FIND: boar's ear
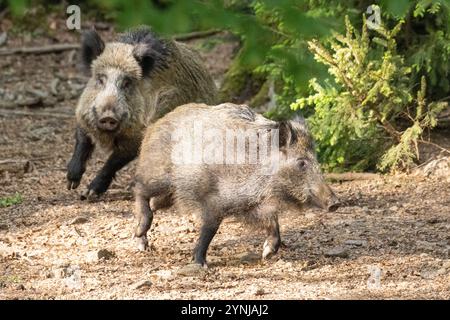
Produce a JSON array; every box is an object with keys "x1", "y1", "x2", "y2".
[
  {"x1": 132, "y1": 44, "x2": 160, "y2": 77},
  {"x1": 279, "y1": 121, "x2": 297, "y2": 148},
  {"x1": 80, "y1": 30, "x2": 105, "y2": 72},
  {"x1": 290, "y1": 116, "x2": 315, "y2": 150}
]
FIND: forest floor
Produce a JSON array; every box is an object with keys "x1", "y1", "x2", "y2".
[{"x1": 0, "y1": 14, "x2": 449, "y2": 300}]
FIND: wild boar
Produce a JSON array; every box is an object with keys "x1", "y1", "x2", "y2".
[
  {"x1": 66, "y1": 26, "x2": 217, "y2": 200},
  {"x1": 133, "y1": 103, "x2": 340, "y2": 267}
]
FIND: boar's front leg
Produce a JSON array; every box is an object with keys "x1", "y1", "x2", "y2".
[
  {"x1": 81, "y1": 144, "x2": 138, "y2": 200},
  {"x1": 67, "y1": 127, "x2": 94, "y2": 190},
  {"x1": 256, "y1": 202, "x2": 281, "y2": 260},
  {"x1": 262, "y1": 218, "x2": 281, "y2": 260},
  {"x1": 193, "y1": 215, "x2": 222, "y2": 267}
]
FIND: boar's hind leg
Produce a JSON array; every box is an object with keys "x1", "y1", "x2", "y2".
[
  {"x1": 134, "y1": 185, "x2": 153, "y2": 251},
  {"x1": 262, "y1": 218, "x2": 281, "y2": 260},
  {"x1": 81, "y1": 147, "x2": 137, "y2": 200},
  {"x1": 193, "y1": 216, "x2": 222, "y2": 267},
  {"x1": 67, "y1": 127, "x2": 94, "y2": 190},
  {"x1": 134, "y1": 180, "x2": 169, "y2": 251}
]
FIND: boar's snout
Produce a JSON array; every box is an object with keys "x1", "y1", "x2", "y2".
[
  {"x1": 97, "y1": 115, "x2": 119, "y2": 131},
  {"x1": 327, "y1": 197, "x2": 340, "y2": 212},
  {"x1": 311, "y1": 182, "x2": 340, "y2": 212}
]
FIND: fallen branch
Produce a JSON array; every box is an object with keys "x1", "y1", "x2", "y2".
[
  {"x1": 0, "y1": 157, "x2": 52, "y2": 165},
  {"x1": 0, "y1": 43, "x2": 80, "y2": 56},
  {"x1": 325, "y1": 172, "x2": 381, "y2": 181},
  {"x1": 419, "y1": 139, "x2": 450, "y2": 155},
  {"x1": 0, "y1": 108, "x2": 74, "y2": 119},
  {"x1": 0, "y1": 157, "x2": 53, "y2": 173},
  {"x1": 0, "y1": 29, "x2": 223, "y2": 57}
]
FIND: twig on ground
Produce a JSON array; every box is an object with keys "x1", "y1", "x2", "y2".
[
  {"x1": 0, "y1": 108, "x2": 74, "y2": 119},
  {"x1": 419, "y1": 139, "x2": 450, "y2": 155},
  {"x1": 325, "y1": 172, "x2": 381, "y2": 181},
  {"x1": 0, "y1": 157, "x2": 53, "y2": 165},
  {"x1": 0, "y1": 43, "x2": 80, "y2": 56},
  {"x1": 0, "y1": 29, "x2": 223, "y2": 56}
]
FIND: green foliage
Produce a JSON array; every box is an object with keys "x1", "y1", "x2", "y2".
[
  {"x1": 0, "y1": 193, "x2": 23, "y2": 208},
  {"x1": 406, "y1": 0, "x2": 450, "y2": 100},
  {"x1": 4, "y1": 0, "x2": 449, "y2": 171},
  {"x1": 292, "y1": 17, "x2": 447, "y2": 172},
  {"x1": 6, "y1": 0, "x2": 29, "y2": 16}
]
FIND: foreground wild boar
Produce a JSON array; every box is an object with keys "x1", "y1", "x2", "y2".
[
  {"x1": 134, "y1": 103, "x2": 340, "y2": 267},
  {"x1": 66, "y1": 27, "x2": 217, "y2": 200}
]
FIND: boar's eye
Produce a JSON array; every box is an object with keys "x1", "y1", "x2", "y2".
[
  {"x1": 297, "y1": 158, "x2": 307, "y2": 169},
  {"x1": 96, "y1": 74, "x2": 106, "y2": 87},
  {"x1": 121, "y1": 77, "x2": 132, "y2": 90}
]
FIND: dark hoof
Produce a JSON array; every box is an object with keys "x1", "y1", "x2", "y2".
[
  {"x1": 67, "y1": 179, "x2": 81, "y2": 190},
  {"x1": 80, "y1": 188, "x2": 102, "y2": 201},
  {"x1": 135, "y1": 236, "x2": 149, "y2": 251}
]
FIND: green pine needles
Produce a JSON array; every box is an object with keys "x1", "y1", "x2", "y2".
[{"x1": 292, "y1": 16, "x2": 448, "y2": 172}]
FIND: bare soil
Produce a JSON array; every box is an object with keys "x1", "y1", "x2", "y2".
[{"x1": 0, "y1": 16, "x2": 449, "y2": 300}]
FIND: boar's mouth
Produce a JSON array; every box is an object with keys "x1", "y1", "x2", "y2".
[{"x1": 310, "y1": 194, "x2": 340, "y2": 212}]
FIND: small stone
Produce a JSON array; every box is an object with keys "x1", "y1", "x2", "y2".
[
  {"x1": 300, "y1": 260, "x2": 317, "y2": 271},
  {"x1": 176, "y1": 263, "x2": 206, "y2": 277},
  {"x1": 427, "y1": 218, "x2": 441, "y2": 224},
  {"x1": 70, "y1": 216, "x2": 89, "y2": 225},
  {"x1": 324, "y1": 247, "x2": 349, "y2": 258},
  {"x1": 421, "y1": 269, "x2": 438, "y2": 280},
  {"x1": 50, "y1": 78, "x2": 60, "y2": 96},
  {"x1": 254, "y1": 288, "x2": 266, "y2": 296},
  {"x1": 51, "y1": 268, "x2": 65, "y2": 279},
  {"x1": 0, "y1": 224, "x2": 8, "y2": 231},
  {"x1": 442, "y1": 260, "x2": 450, "y2": 270},
  {"x1": 238, "y1": 252, "x2": 260, "y2": 264},
  {"x1": 97, "y1": 249, "x2": 115, "y2": 260},
  {"x1": 344, "y1": 239, "x2": 367, "y2": 247},
  {"x1": 362, "y1": 206, "x2": 370, "y2": 214},
  {"x1": 15, "y1": 284, "x2": 25, "y2": 291},
  {"x1": 389, "y1": 206, "x2": 399, "y2": 212},
  {"x1": 437, "y1": 268, "x2": 447, "y2": 276},
  {"x1": 151, "y1": 270, "x2": 173, "y2": 280},
  {"x1": 131, "y1": 280, "x2": 152, "y2": 290},
  {"x1": 388, "y1": 240, "x2": 398, "y2": 247}
]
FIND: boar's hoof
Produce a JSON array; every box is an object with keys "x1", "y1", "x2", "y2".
[
  {"x1": 262, "y1": 240, "x2": 278, "y2": 260},
  {"x1": 80, "y1": 188, "x2": 101, "y2": 201},
  {"x1": 67, "y1": 179, "x2": 81, "y2": 190},
  {"x1": 135, "y1": 236, "x2": 149, "y2": 251}
]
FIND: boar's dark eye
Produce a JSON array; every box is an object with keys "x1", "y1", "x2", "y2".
[
  {"x1": 297, "y1": 158, "x2": 307, "y2": 169},
  {"x1": 96, "y1": 74, "x2": 106, "y2": 86},
  {"x1": 121, "y1": 77, "x2": 132, "y2": 90}
]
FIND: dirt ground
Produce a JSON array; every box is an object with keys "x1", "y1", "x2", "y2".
[{"x1": 0, "y1": 16, "x2": 449, "y2": 300}]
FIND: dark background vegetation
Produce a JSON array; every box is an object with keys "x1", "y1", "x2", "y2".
[{"x1": 2, "y1": 0, "x2": 450, "y2": 172}]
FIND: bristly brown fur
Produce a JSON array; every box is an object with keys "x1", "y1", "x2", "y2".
[
  {"x1": 67, "y1": 27, "x2": 217, "y2": 200},
  {"x1": 75, "y1": 27, "x2": 217, "y2": 152},
  {"x1": 133, "y1": 103, "x2": 339, "y2": 265}
]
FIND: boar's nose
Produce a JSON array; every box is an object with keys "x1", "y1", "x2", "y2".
[
  {"x1": 98, "y1": 116, "x2": 119, "y2": 131},
  {"x1": 327, "y1": 199, "x2": 340, "y2": 212}
]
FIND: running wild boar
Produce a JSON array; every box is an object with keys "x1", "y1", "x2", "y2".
[
  {"x1": 66, "y1": 26, "x2": 217, "y2": 200},
  {"x1": 133, "y1": 103, "x2": 340, "y2": 266}
]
